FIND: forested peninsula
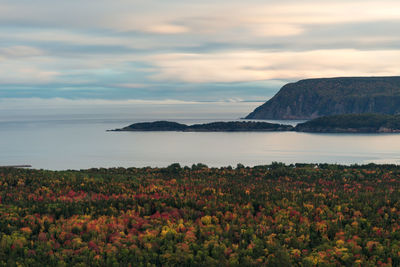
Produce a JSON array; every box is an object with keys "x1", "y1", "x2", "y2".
[
  {"x1": 110, "y1": 121, "x2": 294, "y2": 132},
  {"x1": 295, "y1": 114, "x2": 400, "y2": 133},
  {"x1": 111, "y1": 114, "x2": 400, "y2": 133}
]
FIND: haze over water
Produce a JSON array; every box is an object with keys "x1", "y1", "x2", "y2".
[{"x1": 1, "y1": 102, "x2": 400, "y2": 170}]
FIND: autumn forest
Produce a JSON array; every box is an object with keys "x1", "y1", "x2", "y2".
[{"x1": 1, "y1": 163, "x2": 399, "y2": 266}]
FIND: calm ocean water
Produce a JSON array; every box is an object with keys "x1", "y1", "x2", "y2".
[
  {"x1": 1, "y1": 103, "x2": 400, "y2": 170},
  {"x1": 1, "y1": 117, "x2": 400, "y2": 170}
]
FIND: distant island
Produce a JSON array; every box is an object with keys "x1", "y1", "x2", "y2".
[
  {"x1": 110, "y1": 120, "x2": 294, "y2": 132},
  {"x1": 246, "y1": 76, "x2": 400, "y2": 120},
  {"x1": 112, "y1": 114, "x2": 400, "y2": 133},
  {"x1": 295, "y1": 113, "x2": 400, "y2": 133}
]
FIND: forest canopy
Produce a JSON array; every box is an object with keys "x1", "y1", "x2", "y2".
[{"x1": 1, "y1": 164, "x2": 400, "y2": 266}]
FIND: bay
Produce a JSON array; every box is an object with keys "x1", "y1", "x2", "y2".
[{"x1": 1, "y1": 115, "x2": 400, "y2": 170}]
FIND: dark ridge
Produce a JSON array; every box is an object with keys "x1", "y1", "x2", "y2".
[
  {"x1": 295, "y1": 113, "x2": 400, "y2": 133},
  {"x1": 110, "y1": 120, "x2": 294, "y2": 132},
  {"x1": 246, "y1": 76, "x2": 400, "y2": 120}
]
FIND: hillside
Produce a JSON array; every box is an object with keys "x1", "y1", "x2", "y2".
[
  {"x1": 111, "y1": 120, "x2": 294, "y2": 132},
  {"x1": 245, "y1": 76, "x2": 400, "y2": 120},
  {"x1": 1, "y1": 164, "x2": 400, "y2": 265},
  {"x1": 295, "y1": 113, "x2": 400, "y2": 133}
]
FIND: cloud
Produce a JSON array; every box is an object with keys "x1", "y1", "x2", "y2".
[
  {"x1": 0, "y1": 46, "x2": 43, "y2": 58},
  {"x1": 0, "y1": 63, "x2": 59, "y2": 84},
  {"x1": 0, "y1": 47, "x2": 61, "y2": 84},
  {"x1": 148, "y1": 49, "x2": 400, "y2": 83},
  {"x1": 112, "y1": 83, "x2": 149, "y2": 89},
  {"x1": 1, "y1": 0, "x2": 400, "y2": 100},
  {"x1": 2, "y1": 1, "x2": 400, "y2": 35},
  {"x1": 144, "y1": 24, "x2": 190, "y2": 34},
  {"x1": 250, "y1": 24, "x2": 304, "y2": 37},
  {"x1": 243, "y1": 1, "x2": 400, "y2": 25}
]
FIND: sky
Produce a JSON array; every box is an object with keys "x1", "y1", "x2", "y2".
[{"x1": 1, "y1": 0, "x2": 400, "y2": 105}]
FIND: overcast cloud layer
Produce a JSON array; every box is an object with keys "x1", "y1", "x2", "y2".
[{"x1": 1, "y1": 0, "x2": 400, "y2": 101}]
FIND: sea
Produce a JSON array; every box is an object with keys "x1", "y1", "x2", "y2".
[{"x1": 1, "y1": 101, "x2": 400, "y2": 170}]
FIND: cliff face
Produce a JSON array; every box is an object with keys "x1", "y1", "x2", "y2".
[{"x1": 245, "y1": 77, "x2": 400, "y2": 120}]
